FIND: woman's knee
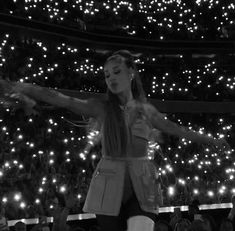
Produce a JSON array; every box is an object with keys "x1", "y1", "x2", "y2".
[{"x1": 127, "y1": 215, "x2": 155, "y2": 231}]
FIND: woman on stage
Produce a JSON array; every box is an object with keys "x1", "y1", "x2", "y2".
[{"x1": 0, "y1": 50, "x2": 229, "y2": 231}]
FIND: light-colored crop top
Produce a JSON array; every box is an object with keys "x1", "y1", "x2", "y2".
[
  {"x1": 101, "y1": 100, "x2": 155, "y2": 158},
  {"x1": 122, "y1": 100, "x2": 153, "y2": 141}
]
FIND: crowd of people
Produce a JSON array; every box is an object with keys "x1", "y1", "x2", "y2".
[
  {"x1": 0, "y1": 32, "x2": 234, "y2": 219},
  {"x1": 1, "y1": 46, "x2": 232, "y2": 231},
  {"x1": 0, "y1": 101, "x2": 233, "y2": 220},
  {"x1": 0, "y1": 26, "x2": 234, "y2": 221},
  {"x1": 0, "y1": 1, "x2": 234, "y2": 231},
  {"x1": 1, "y1": 0, "x2": 234, "y2": 40},
  {"x1": 0, "y1": 106, "x2": 94, "y2": 219},
  {"x1": 0, "y1": 196, "x2": 235, "y2": 230}
]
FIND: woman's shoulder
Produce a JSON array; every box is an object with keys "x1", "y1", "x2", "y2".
[
  {"x1": 141, "y1": 101, "x2": 165, "y2": 118},
  {"x1": 138, "y1": 101, "x2": 155, "y2": 113}
]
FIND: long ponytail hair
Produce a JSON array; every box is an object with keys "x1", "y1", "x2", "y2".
[{"x1": 102, "y1": 50, "x2": 147, "y2": 156}]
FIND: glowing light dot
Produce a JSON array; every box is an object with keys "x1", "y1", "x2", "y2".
[
  {"x1": 35, "y1": 199, "x2": 40, "y2": 204},
  {"x1": 20, "y1": 202, "x2": 26, "y2": 209},
  {"x1": 91, "y1": 154, "x2": 97, "y2": 160},
  {"x1": 168, "y1": 186, "x2": 175, "y2": 196},
  {"x1": 14, "y1": 194, "x2": 21, "y2": 201},
  {"x1": 19, "y1": 164, "x2": 24, "y2": 169},
  {"x1": 208, "y1": 191, "x2": 214, "y2": 197},
  {"x1": 60, "y1": 186, "x2": 66, "y2": 193},
  {"x1": 2, "y1": 197, "x2": 7, "y2": 203}
]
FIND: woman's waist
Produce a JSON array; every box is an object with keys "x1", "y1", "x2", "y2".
[
  {"x1": 128, "y1": 136, "x2": 149, "y2": 156},
  {"x1": 102, "y1": 155, "x2": 150, "y2": 161},
  {"x1": 102, "y1": 150, "x2": 150, "y2": 159},
  {"x1": 102, "y1": 137, "x2": 149, "y2": 159}
]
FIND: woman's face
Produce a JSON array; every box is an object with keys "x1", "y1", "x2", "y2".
[{"x1": 104, "y1": 58, "x2": 133, "y2": 95}]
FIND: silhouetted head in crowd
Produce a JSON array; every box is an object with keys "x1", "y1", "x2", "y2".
[
  {"x1": 174, "y1": 218, "x2": 191, "y2": 231},
  {"x1": 201, "y1": 214, "x2": 217, "y2": 231},
  {"x1": 14, "y1": 221, "x2": 26, "y2": 231},
  {"x1": 188, "y1": 219, "x2": 206, "y2": 231},
  {"x1": 0, "y1": 205, "x2": 6, "y2": 218},
  {"x1": 219, "y1": 218, "x2": 233, "y2": 231},
  {"x1": 188, "y1": 200, "x2": 200, "y2": 220},
  {"x1": 88, "y1": 225, "x2": 101, "y2": 231},
  {"x1": 155, "y1": 219, "x2": 172, "y2": 231}
]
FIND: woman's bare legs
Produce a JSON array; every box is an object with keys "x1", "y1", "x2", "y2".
[{"x1": 127, "y1": 215, "x2": 155, "y2": 231}]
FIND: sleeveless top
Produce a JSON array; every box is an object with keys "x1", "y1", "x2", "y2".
[
  {"x1": 83, "y1": 100, "x2": 163, "y2": 216},
  {"x1": 122, "y1": 100, "x2": 152, "y2": 139},
  {"x1": 101, "y1": 100, "x2": 153, "y2": 157}
]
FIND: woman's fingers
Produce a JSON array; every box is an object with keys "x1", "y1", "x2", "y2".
[
  {"x1": 209, "y1": 138, "x2": 231, "y2": 153},
  {"x1": 0, "y1": 79, "x2": 14, "y2": 95}
]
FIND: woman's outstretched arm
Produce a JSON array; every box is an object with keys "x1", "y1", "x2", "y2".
[
  {"x1": 146, "y1": 103, "x2": 230, "y2": 149},
  {"x1": 0, "y1": 80, "x2": 104, "y2": 118}
]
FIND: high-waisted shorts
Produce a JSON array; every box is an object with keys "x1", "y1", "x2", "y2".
[{"x1": 96, "y1": 168, "x2": 157, "y2": 231}]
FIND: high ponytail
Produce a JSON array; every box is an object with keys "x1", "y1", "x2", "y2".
[{"x1": 102, "y1": 50, "x2": 146, "y2": 156}]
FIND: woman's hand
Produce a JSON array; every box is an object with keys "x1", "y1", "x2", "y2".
[
  {"x1": 0, "y1": 79, "x2": 37, "y2": 115},
  {"x1": 0, "y1": 79, "x2": 15, "y2": 97},
  {"x1": 0, "y1": 79, "x2": 18, "y2": 107},
  {"x1": 210, "y1": 138, "x2": 230, "y2": 151}
]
